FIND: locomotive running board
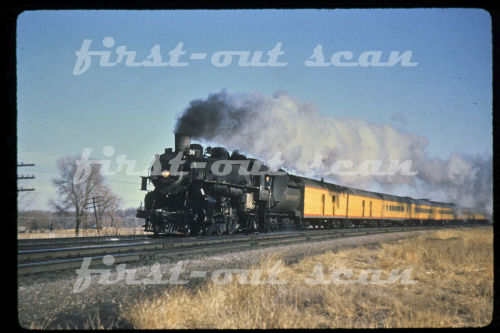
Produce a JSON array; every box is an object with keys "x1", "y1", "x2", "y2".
[{"x1": 202, "y1": 180, "x2": 259, "y2": 191}]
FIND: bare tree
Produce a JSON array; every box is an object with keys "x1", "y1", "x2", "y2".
[
  {"x1": 50, "y1": 155, "x2": 120, "y2": 236},
  {"x1": 96, "y1": 186, "x2": 123, "y2": 230}
]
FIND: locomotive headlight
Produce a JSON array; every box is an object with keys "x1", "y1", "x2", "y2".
[{"x1": 161, "y1": 170, "x2": 170, "y2": 178}]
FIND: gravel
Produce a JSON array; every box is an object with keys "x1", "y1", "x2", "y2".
[{"x1": 17, "y1": 230, "x2": 434, "y2": 329}]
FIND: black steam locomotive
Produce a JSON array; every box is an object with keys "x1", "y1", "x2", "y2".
[
  {"x1": 137, "y1": 133, "x2": 488, "y2": 236},
  {"x1": 136, "y1": 133, "x2": 302, "y2": 235}
]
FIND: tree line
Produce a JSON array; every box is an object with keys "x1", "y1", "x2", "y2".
[
  {"x1": 17, "y1": 208, "x2": 140, "y2": 232},
  {"x1": 18, "y1": 155, "x2": 140, "y2": 236}
]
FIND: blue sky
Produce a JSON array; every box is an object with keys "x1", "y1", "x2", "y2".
[{"x1": 17, "y1": 9, "x2": 492, "y2": 210}]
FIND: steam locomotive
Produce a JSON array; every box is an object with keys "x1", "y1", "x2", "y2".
[{"x1": 136, "y1": 133, "x2": 488, "y2": 235}]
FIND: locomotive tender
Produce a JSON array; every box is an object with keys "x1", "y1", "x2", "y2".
[{"x1": 136, "y1": 133, "x2": 488, "y2": 235}]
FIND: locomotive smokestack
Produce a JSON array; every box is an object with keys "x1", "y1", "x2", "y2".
[{"x1": 175, "y1": 133, "x2": 191, "y2": 152}]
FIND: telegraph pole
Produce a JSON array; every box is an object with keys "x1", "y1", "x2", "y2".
[
  {"x1": 85, "y1": 196, "x2": 104, "y2": 234},
  {"x1": 17, "y1": 163, "x2": 35, "y2": 192}
]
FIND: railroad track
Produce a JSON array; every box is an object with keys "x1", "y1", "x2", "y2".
[
  {"x1": 17, "y1": 234, "x2": 153, "y2": 250},
  {"x1": 17, "y1": 224, "x2": 490, "y2": 275}
]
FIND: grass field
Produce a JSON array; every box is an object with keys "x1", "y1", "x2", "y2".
[
  {"x1": 121, "y1": 227, "x2": 493, "y2": 328},
  {"x1": 17, "y1": 227, "x2": 148, "y2": 239}
]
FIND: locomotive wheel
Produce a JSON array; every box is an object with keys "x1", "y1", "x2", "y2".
[
  {"x1": 245, "y1": 218, "x2": 258, "y2": 233},
  {"x1": 250, "y1": 218, "x2": 258, "y2": 231},
  {"x1": 203, "y1": 225, "x2": 214, "y2": 235},
  {"x1": 226, "y1": 218, "x2": 237, "y2": 235},
  {"x1": 190, "y1": 217, "x2": 203, "y2": 236},
  {"x1": 191, "y1": 208, "x2": 206, "y2": 236},
  {"x1": 258, "y1": 211, "x2": 271, "y2": 233},
  {"x1": 215, "y1": 223, "x2": 226, "y2": 236}
]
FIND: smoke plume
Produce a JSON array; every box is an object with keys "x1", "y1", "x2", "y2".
[{"x1": 175, "y1": 90, "x2": 492, "y2": 215}]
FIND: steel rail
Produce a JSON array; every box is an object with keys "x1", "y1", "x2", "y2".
[
  {"x1": 18, "y1": 234, "x2": 151, "y2": 246},
  {"x1": 17, "y1": 224, "x2": 490, "y2": 275},
  {"x1": 19, "y1": 229, "x2": 352, "y2": 263},
  {"x1": 17, "y1": 235, "x2": 160, "y2": 251}
]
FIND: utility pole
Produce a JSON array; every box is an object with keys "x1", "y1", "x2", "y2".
[
  {"x1": 17, "y1": 163, "x2": 35, "y2": 192},
  {"x1": 85, "y1": 196, "x2": 104, "y2": 235}
]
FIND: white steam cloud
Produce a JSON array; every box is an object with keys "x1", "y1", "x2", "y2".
[{"x1": 175, "y1": 90, "x2": 492, "y2": 215}]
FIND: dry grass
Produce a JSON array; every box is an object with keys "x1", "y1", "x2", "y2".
[
  {"x1": 26, "y1": 314, "x2": 116, "y2": 330},
  {"x1": 17, "y1": 227, "x2": 147, "y2": 239},
  {"x1": 121, "y1": 228, "x2": 493, "y2": 328}
]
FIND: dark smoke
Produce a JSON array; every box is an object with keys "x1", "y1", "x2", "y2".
[
  {"x1": 175, "y1": 90, "x2": 492, "y2": 215},
  {"x1": 175, "y1": 91, "x2": 255, "y2": 139}
]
